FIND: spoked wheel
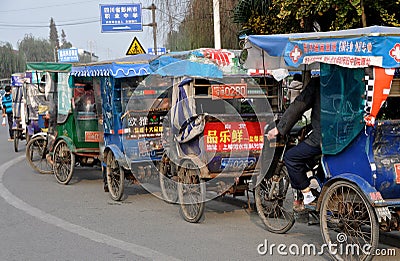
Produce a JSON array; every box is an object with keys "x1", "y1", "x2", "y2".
[
  {"x1": 53, "y1": 140, "x2": 75, "y2": 185},
  {"x1": 13, "y1": 130, "x2": 20, "y2": 152},
  {"x1": 177, "y1": 158, "x2": 205, "y2": 223},
  {"x1": 320, "y1": 181, "x2": 379, "y2": 261},
  {"x1": 25, "y1": 136, "x2": 53, "y2": 174},
  {"x1": 106, "y1": 152, "x2": 124, "y2": 201},
  {"x1": 159, "y1": 153, "x2": 178, "y2": 203},
  {"x1": 255, "y1": 165, "x2": 295, "y2": 233}
]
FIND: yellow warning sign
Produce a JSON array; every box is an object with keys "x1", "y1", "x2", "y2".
[{"x1": 126, "y1": 37, "x2": 146, "y2": 55}]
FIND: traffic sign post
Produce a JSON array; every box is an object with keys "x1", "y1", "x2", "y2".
[
  {"x1": 148, "y1": 47, "x2": 166, "y2": 55},
  {"x1": 100, "y1": 3, "x2": 143, "y2": 32},
  {"x1": 126, "y1": 37, "x2": 146, "y2": 55},
  {"x1": 58, "y1": 48, "x2": 79, "y2": 63}
]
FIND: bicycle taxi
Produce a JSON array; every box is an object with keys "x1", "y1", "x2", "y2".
[
  {"x1": 25, "y1": 62, "x2": 71, "y2": 174},
  {"x1": 70, "y1": 54, "x2": 161, "y2": 200},
  {"x1": 146, "y1": 49, "x2": 279, "y2": 222},
  {"x1": 10, "y1": 72, "x2": 26, "y2": 152},
  {"x1": 243, "y1": 26, "x2": 400, "y2": 260},
  {"x1": 25, "y1": 62, "x2": 102, "y2": 184}
]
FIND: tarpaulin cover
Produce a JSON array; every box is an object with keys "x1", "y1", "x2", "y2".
[
  {"x1": 320, "y1": 63, "x2": 365, "y2": 155},
  {"x1": 245, "y1": 26, "x2": 400, "y2": 70},
  {"x1": 27, "y1": 62, "x2": 72, "y2": 72}
]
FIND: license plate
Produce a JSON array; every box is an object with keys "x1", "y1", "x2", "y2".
[{"x1": 221, "y1": 157, "x2": 256, "y2": 171}]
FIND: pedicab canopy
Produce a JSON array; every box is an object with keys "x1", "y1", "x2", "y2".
[
  {"x1": 243, "y1": 26, "x2": 400, "y2": 154},
  {"x1": 25, "y1": 63, "x2": 73, "y2": 124}
]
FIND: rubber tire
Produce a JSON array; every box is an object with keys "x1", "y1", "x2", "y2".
[
  {"x1": 320, "y1": 181, "x2": 379, "y2": 261},
  {"x1": 177, "y1": 158, "x2": 205, "y2": 223},
  {"x1": 53, "y1": 140, "x2": 75, "y2": 185},
  {"x1": 255, "y1": 166, "x2": 295, "y2": 234},
  {"x1": 25, "y1": 136, "x2": 53, "y2": 174},
  {"x1": 106, "y1": 152, "x2": 124, "y2": 201},
  {"x1": 159, "y1": 154, "x2": 178, "y2": 204},
  {"x1": 14, "y1": 130, "x2": 19, "y2": 152}
]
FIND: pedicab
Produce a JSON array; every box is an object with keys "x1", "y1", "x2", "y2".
[
  {"x1": 243, "y1": 26, "x2": 400, "y2": 260},
  {"x1": 71, "y1": 54, "x2": 161, "y2": 200},
  {"x1": 10, "y1": 72, "x2": 26, "y2": 152},
  {"x1": 25, "y1": 62, "x2": 102, "y2": 184},
  {"x1": 148, "y1": 49, "x2": 280, "y2": 222},
  {"x1": 24, "y1": 70, "x2": 52, "y2": 142},
  {"x1": 24, "y1": 69, "x2": 53, "y2": 173}
]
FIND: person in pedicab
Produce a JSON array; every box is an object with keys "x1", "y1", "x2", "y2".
[
  {"x1": 74, "y1": 83, "x2": 95, "y2": 113},
  {"x1": 267, "y1": 76, "x2": 321, "y2": 212}
]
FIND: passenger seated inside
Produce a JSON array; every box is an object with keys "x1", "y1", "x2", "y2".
[{"x1": 74, "y1": 83, "x2": 96, "y2": 113}]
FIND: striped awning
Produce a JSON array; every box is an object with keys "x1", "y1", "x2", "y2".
[
  {"x1": 70, "y1": 54, "x2": 155, "y2": 78},
  {"x1": 70, "y1": 63, "x2": 151, "y2": 78}
]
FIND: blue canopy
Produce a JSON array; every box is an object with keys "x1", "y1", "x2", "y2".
[
  {"x1": 149, "y1": 49, "x2": 246, "y2": 78},
  {"x1": 150, "y1": 58, "x2": 223, "y2": 78},
  {"x1": 70, "y1": 54, "x2": 154, "y2": 78},
  {"x1": 245, "y1": 26, "x2": 400, "y2": 70}
]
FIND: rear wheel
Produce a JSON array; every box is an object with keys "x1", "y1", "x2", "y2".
[
  {"x1": 177, "y1": 158, "x2": 205, "y2": 223},
  {"x1": 25, "y1": 136, "x2": 52, "y2": 174},
  {"x1": 159, "y1": 153, "x2": 178, "y2": 203},
  {"x1": 106, "y1": 152, "x2": 124, "y2": 201},
  {"x1": 320, "y1": 181, "x2": 379, "y2": 261},
  {"x1": 53, "y1": 140, "x2": 75, "y2": 185},
  {"x1": 255, "y1": 165, "x2": 295, "y2": 233}
]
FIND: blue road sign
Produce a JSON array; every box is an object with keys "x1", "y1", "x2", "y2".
[
  {"x1": 148, "y1": 47, "x2": 167, "y2": 55},
  {"x1": 58, "y1": 48, "x2": 79, "y2": 63},
  {"x1": 100, "y1": 3, "x2": 143, "y2": 33}
]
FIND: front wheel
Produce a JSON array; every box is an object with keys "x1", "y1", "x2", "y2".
[
  {"x1": 159, "y1": 153, "x2": 178, "y2": 203},
  {"x1": 106, "y1": 152, "x2": 124, "y2": 201},
  {"x1": 320, "y1": 181, "x2": 379, "y2": 261},
  {"x1": 177, "y1": 158, "x2": 205, "y2": 223},
  {"x1": 25, "y1": 136, "x2": 52, "y2": 174},
  {"x1": 255, "y1": 165, "x2": 295, "y2": 234},
  {"x1": 53, "y1": 140, "x2": 75, "y2": 185}
]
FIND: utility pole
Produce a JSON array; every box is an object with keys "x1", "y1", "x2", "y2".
[
  {"x1": 213, "y1": 0, "x2": 221, "y2": 49},
  {"x1": 144, "y1": 3, "x2": 157, "y2": 55}
]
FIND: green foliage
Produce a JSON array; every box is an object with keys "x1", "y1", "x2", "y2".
[
  {"x1": 233, "y1": 0, "x2": 400, "y2": 35},
  {"x1": 60, "y1": 29, "x2": 73, "y2": 49},
  {"x1": 0, "y1": 42, "x2": 25, "y2": 79},
  {"x1": 18, "y1": 34, "x2": 54, "y2": 62},
  {"x1": 49, "y1": 17, "x2": 60, "y2": 49}
]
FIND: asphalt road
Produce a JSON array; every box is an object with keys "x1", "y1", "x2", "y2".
[{"x1": 0, "y1": 126, "x2": 399, "y2": 260}]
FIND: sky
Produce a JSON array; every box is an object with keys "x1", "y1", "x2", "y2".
[{"x1": 0, "y1": 0, "x2": 157, "y2": 61}]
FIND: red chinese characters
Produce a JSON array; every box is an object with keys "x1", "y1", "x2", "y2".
[{"x1": 204, "y1": 121, "x2": 266, "y2": 152}]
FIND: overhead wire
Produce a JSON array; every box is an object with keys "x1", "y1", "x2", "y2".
[{"x1": 0, "y1": 0, "x2": 99, "y2": 13}]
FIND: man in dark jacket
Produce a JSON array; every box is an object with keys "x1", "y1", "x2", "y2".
[
  {"x1": 2, "y1": 85, "x2": 14, "y2": 141},
  {"x1": 267, "y1": 77, "x2": 321, "y2": 211}
]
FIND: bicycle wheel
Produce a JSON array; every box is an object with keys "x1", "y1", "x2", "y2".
[
  {"x1": 25, "y1": 136, "x2": 53, "y2": 174},
  {"x1": 177, "y1": 158, "x2": 205, "y2": 223},
  {"x1": 320, "y1": 181, "x2": 379, "y2": 261},
  {"x1": 106, "y1": 151, "x2": 124, "y2": 201},
  {"x1": 14, "y1": 130, "x2": 20, "y2": 152},
  {"x1": 53, "y1": 140, "x2": 75, "y2": 185},
  {"x1": 159, "y1": 153, "x2": 178, "y2": 203},
  {"x1": 255, "y1": 165, "x2": 295, "y2": 233}
]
